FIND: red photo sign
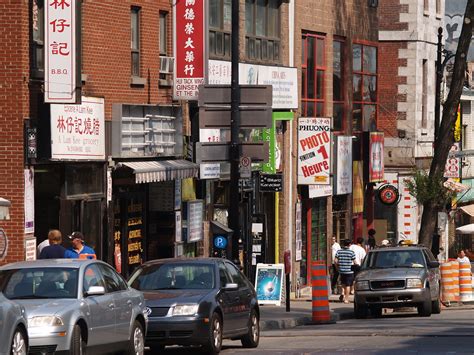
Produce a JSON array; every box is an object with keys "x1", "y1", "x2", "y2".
[
  {"x1": 369, "y1": 132, "x2": 384, "y2": 182},
  {"x1": 173, "y1": 0, "x2": 206, "y2": 100}
]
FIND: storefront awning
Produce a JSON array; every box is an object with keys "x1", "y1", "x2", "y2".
[
  {"x1": 118, "y1": 160, "x2": 199, "y2": 184},
  {"x1": 460, "y1": 204, "x2": 474, "y2": 217}
]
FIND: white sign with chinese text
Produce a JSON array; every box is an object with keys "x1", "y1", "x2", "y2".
[
  {"x1": 208, "y1": 60, "x2": 298, "y2": 109},
  {"x1": 444, "y1": 143, "x2": 460, "y2": 178},
  {"x1": 45, "y1": 0, "x2": 78, "y2": 103},
  {"x1": 50, "y1": 96, "x2": 105, "y2": 160},
  {"x1": 297, "y1": 117, "x2": 332, "y2": 185},
  {"x1": 335, "y1": 136, "x2": 352, "y2": 195}
]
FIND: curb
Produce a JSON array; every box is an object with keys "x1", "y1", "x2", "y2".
[{"x1": 260, "y1": 310, "x2": 354, "y2": 331}]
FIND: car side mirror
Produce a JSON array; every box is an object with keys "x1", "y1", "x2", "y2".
[
  {"x1": 428, "y1": 261, "x2": 440, "y2": 268},
  {"x1": 223, "y1": 283, "x2": 238, "y2": 291},
  {"x1": 86, "y1": 286, "x2": 106, "y2": 296}
]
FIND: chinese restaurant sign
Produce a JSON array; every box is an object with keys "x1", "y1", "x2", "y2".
[
  {"x1": 297, "y1": 117, "x2": 331, "y2": 185},
  {"x1": 369, "y1": 132, "x2": 384, "y2": 182},
  {"x1": 173, "y1": 0, "x2": 206, "y2": 100},
  {"x1": 45, "y1": 0, "x2": 79, "y2": 103},
  {"x1": 50, "y1": 96, "x2": 105, "y2": 160}
]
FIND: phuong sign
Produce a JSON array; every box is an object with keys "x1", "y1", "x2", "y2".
[
  {"x1": 173, "y1": 0, "x2": 206, "y2": 100},
  {"x1": 369, "y1": 132, "x2": 384, "y2": 183},
  {"x1": 50, "y1": 96, "x2": 105, "y2": 160},
  {"x1": 335, "y1": 136, "x2": 352, "y2": 195},
  {"x1": 444, "y1": 143, "x2": 460, "y2": 179},
  {"x1": 45, "y1": 0, "x2": 79, "y2": 103},
  {"x1": 298, "y1": 117, "x2": 331, "y2": 185}
]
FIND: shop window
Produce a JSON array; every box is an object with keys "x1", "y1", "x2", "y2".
[
  {"x1": 131, "y1": 7, "x2": 141, "y2": 77},
  {"x1": 65, "y1": 164, "x2": 104, "y2": 197},
  {"x1": 352, "y1": 43, "x2": 377, "y2": 132},
  {"x1": 245, "y1": 0, "x2": 281, "y2": 63},
  {"x1": 32, "y1": 0, "x2": 44, "y2": 77},
  {"x1": 301, "y1": 33, "x2": 326, "y2": 117},
  {"x1": 159, "y1": 11, "x2": 168, "y2": 56},
  {"x1": 333, "y1": 39, "x2": 345, "y2": 132},
  {"x1": 332, "y1": 195, "x2": 348, "y2": 241},
  {"x1": 209, "y1": 0, "x2": 232, "y2": 60}
]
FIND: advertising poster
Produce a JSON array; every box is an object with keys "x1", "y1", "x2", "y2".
[
  {"x1": 369, "y1": 132, "x2": 384, "y2": 183},
  {"x1": 335, "y1": 136, "x2": 352, "y2": 195},
  {"x1": 444, "y1": 143, "x2": 460, "y2": 179},
  {"x1": 295, "y1": 202, "x2": 302, "y2": 261},
  {"x1": 255, "y1": 264, "x2": 284, "y2": 306},
  {"x1": 173, "y1": 0, "x2": 206, "y2": 100},
  {"x1": 24, "y1": 169, "x2": 35, "y2": 234},
  {"x1": 298, "y1": 117, "x2": 331, "y2": 185}
]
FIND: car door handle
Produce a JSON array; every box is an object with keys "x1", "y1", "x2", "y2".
[
  {"x1": 108, "y1": 303, "x2": 115, "y2": 309},
  {"x1": 127, "y1": 300, "x2": 132, "y2": 307}
]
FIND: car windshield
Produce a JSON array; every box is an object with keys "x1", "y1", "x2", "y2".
[
  {"x1": 0, "y1": 267, "x2": 79, "y2": 300},
  {"x1": 129, "y1": 263, "x2": 215, "y2": 290},
  {"x1": 363, "y1": 250, "x2": 426, "y2": 269}
]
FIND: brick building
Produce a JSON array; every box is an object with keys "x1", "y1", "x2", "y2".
[
  {"x1": 378, "y1": 0, "x2": 444, "y2": 244},
  {"x1": 294, "y1": 0, "x2": 379, "y2": 287}
]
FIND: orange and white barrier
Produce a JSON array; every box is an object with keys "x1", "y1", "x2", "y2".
[
  {"x1": 440, "y1": 262, "x2": 455, "y2": 303},
  {"x1": 451, "y1": 261, "x2": 460, "y2": 302},
  {"x1": 459, "y1": 262, "x2": 473, "y2": 302}
]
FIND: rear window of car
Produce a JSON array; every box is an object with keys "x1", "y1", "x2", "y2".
[
  {"x1": 0, "y1": 267, "x2": 79, "y2": 299},
  {"x1": 363, "y1": 250, "x2": 426, "y2": 269},
  {"x1": 128, "y1": 263, "x2": 215, "y2": 290}
]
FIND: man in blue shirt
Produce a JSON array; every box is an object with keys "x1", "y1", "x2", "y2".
[
  {"x1": 65, "y1": 231, "x2": 97, "y2": 259},
  {"x1": 39, "y1": 229, "x2": 67, "y2": 259},
  {"x1": 335, "y1": 239, "x2": 356, "y2": 304}
]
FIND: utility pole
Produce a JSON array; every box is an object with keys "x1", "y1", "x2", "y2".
[{"x1": 229, "y1": 0, "x2": 241, "y2": 261}]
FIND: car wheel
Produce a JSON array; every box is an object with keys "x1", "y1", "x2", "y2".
[
  {"x1": 370, "y1": 307, "x2": 382, "y2": 318},
  {"x1": 241, "y1": 309, "x2": 260, "y2": 348},
  {"x1": 432, "y1": 288, "x2": 442, "y2": 314},
  {"x1": 10, "y1": 327, "x2": 27, "y2": 355},
  {"x1": 70, "y1": 324, "x2": 86, "y2": 355},
  {"x1": 127, "y1": 321, "x2": 145, "y2": 355},
  {"x1": 354, "y1": 302, "x2": 368, "y2": 319},
  {"x1": 418, "y1": 298, "x2": 432, "y2": 317},
  {"x1": 202, "y1": 312, "x2": 222, "y2": 354}
]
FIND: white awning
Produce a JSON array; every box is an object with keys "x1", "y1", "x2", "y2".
[
  {"x1": 456, "y1": 223, "x2": 474, "y2": 234},
  {"x1": 460, "y1": 204, "x2": 474, "y2": 217},
  {"x1": 118, "y1": 159, "x2": 199, "y2": 184}
]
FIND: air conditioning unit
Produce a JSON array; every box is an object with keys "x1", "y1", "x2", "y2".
[{"x1": 160, "y1": 56, "x2": 175, "y2": 74}]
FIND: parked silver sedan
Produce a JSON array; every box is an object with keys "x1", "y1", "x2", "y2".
[
  {"x1": 0, "y1": 259, "x2": 147, "y2": 354},
  {"x1": 0, "y1": 292, "x2": 28, "y2": 355}
]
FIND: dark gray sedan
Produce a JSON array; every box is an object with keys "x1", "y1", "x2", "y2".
[
  {"x1": 0, "y1": 292, "x2": 28, "y2": 355},
  {"x1": 128, "y1": 258, "x2": 260, "y2": 354},
  {"x1": 0, "y1": 259, "x2": 147, "y2": 355}
]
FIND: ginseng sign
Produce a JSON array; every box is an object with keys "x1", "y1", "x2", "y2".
[{"x1": 297, "y1": 117, "x2": 331, "y2": 185}]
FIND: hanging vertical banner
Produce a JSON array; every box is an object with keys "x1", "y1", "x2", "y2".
[
  {"x1": 295, "y1": 201, "x2": 302, "y2": 261},
  {"x1": 45, "y1": 0, "x2": 79, "y2": 103},
  {"x1": 335, "y1": 136, "x2": 353, "y2": 195},
  {"x1": 173, "y1": 0, "x2": 206, "y2": 100},
  {"x1": 444, "y1": 143, "x2": 461, "y2": 179},
  {"x1": 24, "y1": 169, "x2": 35, "y2": 234},
  {"x1": 353, "y1": 161, "x2": 364, "y2": 214},
  {"x1": 369, "y1": 132, "x2": 384, "y2": 183},
  {"x1": 297, "y1": 117, "x2": 331, "y2": 185}
]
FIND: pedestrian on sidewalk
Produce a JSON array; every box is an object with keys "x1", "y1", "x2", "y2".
[
  {"x1": 367, "y1": 229, "x2": 376, "y2": 250},
  {"x1": 39, "y1": 229, "x2": 67, "y2": 259},
  {"x1": 349, "y1": 237, "x2": 366, "y2": 294},
  {"x1": 335, "y1": 239, "x2": 356, "y2": 304},
  {"x1": 65, "y1": 232, "x2": 97, "y2": 259},
  {"x1": 457, "y1": 250, "x2": 471, "y2": 264},
  {"x1": 330, "y1": 236, "x2": 341, "y2": 295}
]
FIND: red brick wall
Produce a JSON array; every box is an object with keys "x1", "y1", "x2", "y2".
[
  {"x1": 379, "y1": 0, "x2": 409, "y2": 31},
  {"x1": 378, "y1": 42, "x2": 407, "y2": 139},
  {"x1": 0, "y1": 2, "x2": 30, "y2": 265}
]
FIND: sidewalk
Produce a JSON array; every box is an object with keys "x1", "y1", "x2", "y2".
[{"x1": 259, "y1": 295, "x2": 474, "y2": 331}]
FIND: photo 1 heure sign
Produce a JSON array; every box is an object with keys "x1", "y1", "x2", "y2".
[{"x1": 297, "y1": 117, "x2": 332, "y2": 185}]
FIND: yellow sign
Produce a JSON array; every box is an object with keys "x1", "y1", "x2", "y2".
[{"x1": 454, "y1": 106, "x2": 461, "y2": 142}]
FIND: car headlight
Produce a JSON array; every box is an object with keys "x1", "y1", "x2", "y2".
[
  {"x1": 406, "y1": 278, "x2": 423, "y2": 288},
  {"x1": 172, "y1": 304, "x2": 199, "y2": 316},
  {"x1": 29, "y1": 316, "x2": 64, "y2": 327},
  {"x1": 355, "y1": 281, "x2": 370, "y2": 291}
]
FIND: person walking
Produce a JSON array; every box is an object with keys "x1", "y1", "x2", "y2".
[
  {"x1": 349, "y1": 237, "x2": 366, "y2": 294},
  {"x1": 39, "y1": 229, "x2": 67, "y2": 259},
  {"x1": 457, "y1": 250, "x2": 470, "y2": 264},
  {"x1": 330, "y1": 236, "x2": 341, "y2": 295},
  {"x1": 367, "y1": 229, "x2": 376, "y2": 250},
  {"x1": 335, "y1": 239, "x2": 356, "y2": 304},
  {"x1": 65, "y1": 232, "x2": 97, "y2": 259}
]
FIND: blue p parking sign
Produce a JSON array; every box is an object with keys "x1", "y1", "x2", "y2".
[{"x1": 213, "y1": 235, "x2": 227, "y2": 250}]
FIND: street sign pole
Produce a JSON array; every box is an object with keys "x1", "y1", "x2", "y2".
[{"x1": 230, "y1": 0, "x2": 241, "y2": 262}]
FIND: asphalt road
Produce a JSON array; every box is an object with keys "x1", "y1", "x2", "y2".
[{"x1": 155, "y1": 308, "x2": 474, "y2": 354}]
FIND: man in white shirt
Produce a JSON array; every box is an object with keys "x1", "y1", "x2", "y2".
[
  {"x1": 350, "y1": 237, "x2": 367, "y2": 294},
  {"x1": 457, "y1": 250, "x2": 471, "y2": 264},
  {"x1": 331, "y1": 236, "x2": 341, "y2": 294}
]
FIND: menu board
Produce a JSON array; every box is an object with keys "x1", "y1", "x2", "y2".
[
  {"x1": 187, "y1": 200, "x2": 204, "y2": 242},
  {"x1": 127, "y1": 200, "x2": 143, "y2": 266}
]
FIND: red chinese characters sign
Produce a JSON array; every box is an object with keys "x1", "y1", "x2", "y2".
[
  {"x1": 173, "y1": 0, "x2": 206, "y2": 100},
  {"x1": 369, "y1": 132, "x2": 384, "y2": 182},
  {"x1": 45, "y1": 0, "x2": 78, "y2": 103}
]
